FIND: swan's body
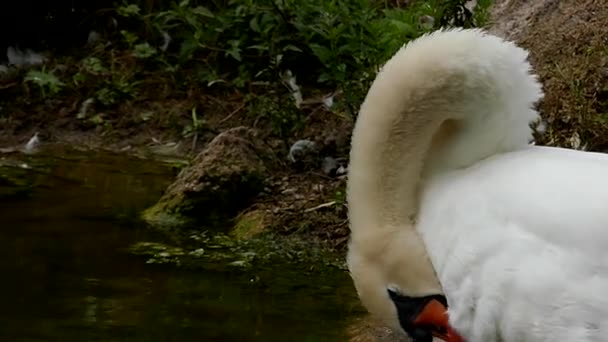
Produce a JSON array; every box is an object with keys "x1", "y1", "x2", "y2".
[
  {"x1": 420, "y1": 146, "x2": 608, "y2": 341},
  {"x1": 346, "y1": 28, "x2": 608, "y2": 342}
]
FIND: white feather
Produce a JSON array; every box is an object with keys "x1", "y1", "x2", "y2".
[
  {"x1": 346, "y1": 27, "x2": 608, "y2": 342},
  {"x1": 419, "y1": 146, "x2": 608, "y2": 340}
]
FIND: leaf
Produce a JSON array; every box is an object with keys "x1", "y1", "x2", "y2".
[
  {"x1": 318, "y1": 72, "x2": 331, "y2": 83},
  {"x1": 247, "y1": 44, "x2": 269, "y2": 51},
  {"x1": 179, "y1": 39, "x2": 200, "y2": 62},
  {"x1": 133, "y1": 42, "x2": 157, "y2": 58},
  {"x1": 72, "y1": 72, "x2": 86, "y2": 86},
  {"x1": 309, "y1": 44, "x2": 333, "y2": 64},
  {"x1": 249, "y1": 16, "x2": 260, "y2": 33},
  {"x1": 193, "y1": 6, "x2": 214, "y2": 18},
  {"x1": 120, "y1": 30, "x2": 138, "y2": 47},
  {"x1": 89, "y1": 114, "x2": 105, "y2": 125},
  {"x1": 24, "y1": 69, "x2": 65, "y2": 95},
  {"x1": 82, "y1": 57, "x2": 107, "y2": 74},
  {"x1": 388, "y1": 19, "x2": 416, "y2": 35},
  {"x1": 117, "y1": 4, "x2": 140, "y2": 17},
  {"x1": 226, "y1": 40, "x2": 242, "y2": 61},
  {"x1": 284, "y1": 44, "x2": 303, "y2": 52}
]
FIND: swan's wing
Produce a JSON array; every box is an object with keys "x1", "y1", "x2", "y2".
[
  {"x1": 418, "y1": 146, "x2": 608, "y2": 341},
  {"x1": 421, "y1": 145, "x2": 608, "y2": 257}
]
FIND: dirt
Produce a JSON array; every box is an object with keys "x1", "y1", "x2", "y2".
[
  {"x1": 346, "y1": 315, "x2": 406, "y2": 342},
  {"x1": 489, "y1": 0, "x2": 608, "y2": 151}
]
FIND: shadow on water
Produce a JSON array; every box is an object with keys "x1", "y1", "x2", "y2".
[{"x1": 0, "y1": 146, "x2": 360, "y2": 342}]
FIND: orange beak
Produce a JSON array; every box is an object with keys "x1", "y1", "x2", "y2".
[{"x1": 413, "y1": 298, "x2": 464, "y2": 342}]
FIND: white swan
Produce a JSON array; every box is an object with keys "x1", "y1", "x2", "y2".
[{"x1": 346, "y1": 27, "x2": 608, "y2": 342}]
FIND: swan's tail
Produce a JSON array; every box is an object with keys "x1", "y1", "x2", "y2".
[{"x1": 347, "y1": 28, "x2": 543, "y2": 239}]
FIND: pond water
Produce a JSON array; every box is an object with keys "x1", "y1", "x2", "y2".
[{"x1": 0, "y1": 147, "x2": 361, "y2": 342}]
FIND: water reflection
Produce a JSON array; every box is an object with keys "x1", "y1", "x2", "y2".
[{"x1": 0, "y1": 148, "x2": 360, "y2": 341}]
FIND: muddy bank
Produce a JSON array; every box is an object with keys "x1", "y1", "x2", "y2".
[
  {"x1": 1, "y1": 107, "x2": 352, "y2": 254},
  {"x1": 0, "y1": 140, "x2": 350, "y2": 271}
]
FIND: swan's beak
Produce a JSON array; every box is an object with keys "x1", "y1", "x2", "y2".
[
  {"x1": 387, "y1": 290, "x2": 464, "y2": 342},
  {"x1": 413, "y1": 298, "x2": 464, "y2": 342}
]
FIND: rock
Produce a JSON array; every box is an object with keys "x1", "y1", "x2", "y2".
[
  {"x1": 23, "y1": 132, "x2": 40, "y2": 154},
  {"x1": 287, "y1": 139, "x2": 318, "y2": 163},
  {"x1": 7, "y1": 47, "x2": 46, "y2": 67},
  {"x1": 336, "y1": 165, "x2": 348, "y2": 176},
  {"x1": 231, "y1": 209, "x2": 269, "y2": 240},
  {"x1": 322, "y1": 156, "x2": 339, "y2": 176},
  {"x1": 418, "y1": 15, "x2": 435, "y2": 30},
  {"x1": 142, "y1": 127, "x2": 276, "y2": 230}
]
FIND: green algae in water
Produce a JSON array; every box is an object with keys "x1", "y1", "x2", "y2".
[{"x1": 129, "y1": 231, "x2": 347, "y2": 272}]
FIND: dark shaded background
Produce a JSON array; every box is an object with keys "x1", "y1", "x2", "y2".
[{"x1": 0, "y1": 0, "x2": 182, "y2": 61}]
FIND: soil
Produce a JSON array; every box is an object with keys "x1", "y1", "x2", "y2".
[{"x1": 489, "y1": 0, "x2": 608, "y2": 151}]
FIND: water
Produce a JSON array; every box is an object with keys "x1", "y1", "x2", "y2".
[{"x1": 0, "y1": 147, "x2": 360, "y2": 342}]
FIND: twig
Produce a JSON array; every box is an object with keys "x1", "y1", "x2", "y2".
[
  {"x1": 219, "y1": 103, "x2": 245, "y2": 123},
  {"x1": 310, "y1": 171, "x2": 335, "y2": 180},
  {"x1": 0, "y1": 82, "x2": 18, "y2": 90},
  {"x1": 304, "y1": 201, "x2": 337, "y2": 213},
  {"x1": 203, "y1": 95, "x2": 230, "y2": 113},
  {"x1": 191, "y1": 132, "x2": 198, "y2": 152}
]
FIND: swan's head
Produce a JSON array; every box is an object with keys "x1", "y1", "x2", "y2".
[{"x1": 347, "y1": 230, "x2": 463, "y2": 342}]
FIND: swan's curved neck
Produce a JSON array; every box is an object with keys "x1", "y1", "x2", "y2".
[
  {"x1": 346, "y1": 29, "x2": 543, "y2": 300},
  {"x1": 346, "y1": 42, "x2": 487, "y2": 296},
  {"x1": 346, "y1": 28, "x2": 544, "y2": 337},
  {"x1": 347, "y1": 68, "x2": 459, "y2": 246},
  {"x1": 347, "y1": 112, "x2": 450, "y2": 296}
]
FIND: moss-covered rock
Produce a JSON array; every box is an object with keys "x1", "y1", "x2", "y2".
[
  {"x1": 231, "y1": 208, "x2": 269, "y2": 240},
  {"x1": 142, "y1": 127, "x2": 277, "y2": 231}
]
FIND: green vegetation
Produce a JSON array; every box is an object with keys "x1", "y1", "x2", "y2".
[
  {"x1": 129, "y1": 230, "x2": 348, "y2": 271},
  {"x1": 5, "y1": 0, "x2": 490, "y2": 139}
]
